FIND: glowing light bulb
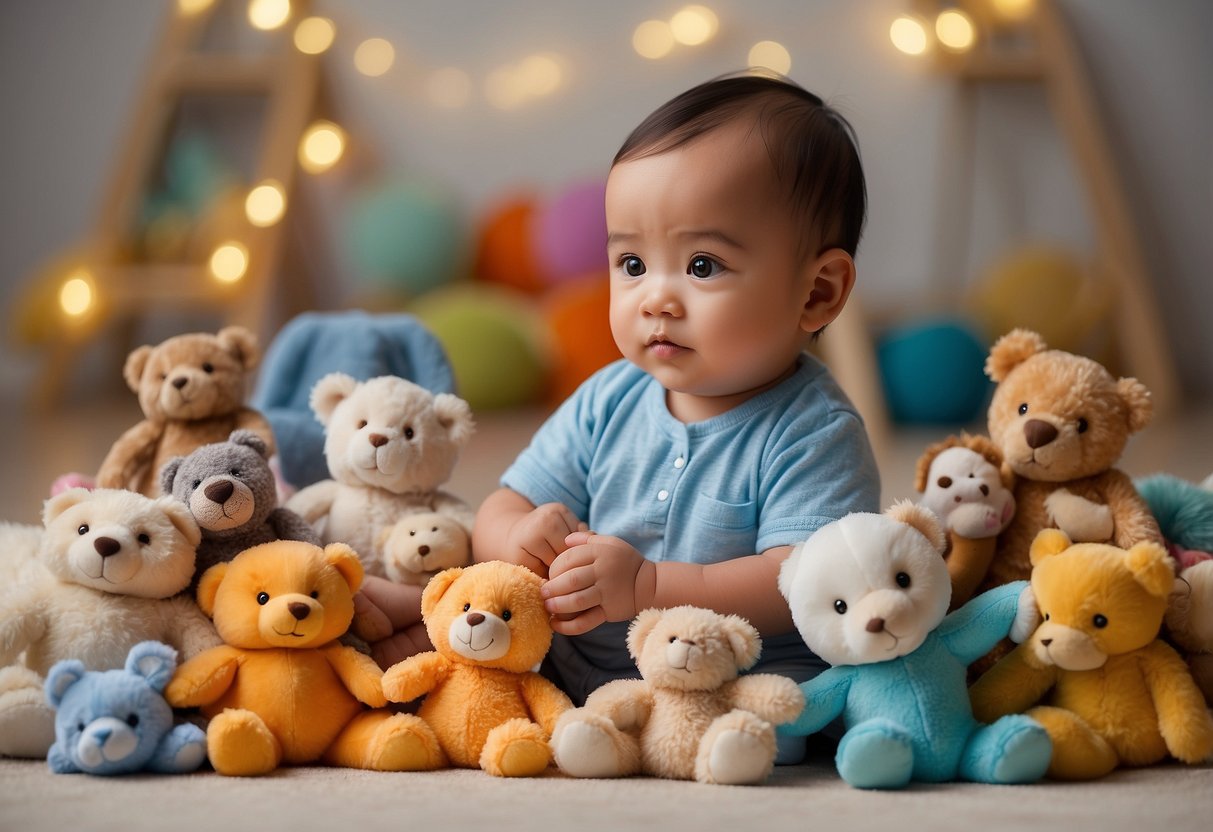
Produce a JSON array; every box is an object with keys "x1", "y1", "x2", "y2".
[
  {"x1": 245, "y1": 180, "x2": 286, "y2": 227},
  {"x1": 426, "y1": 67, "x2": 472, "y2": 109},
  {"x1": 670, "y1": 5, "x2": 719, "y2": 46},
  {"x1": 354, "y1": 38, "x2": 395, "y2": 77},
  {"x1": 248, "y1": 0, "x2": 290, "y2": 31},
  {"x1": 298, "y1": 121, "x2": 345, "y2": 173},
  {"x1": 177, "y1": 0, "x2": 214, "y2": 15},
  {"x1": 748, "y1": 40, "x2": 791, "y2": 75},
  {"x1": 519, "y1": 54, "x2": 561, "y2": 96},
  {"x1": 990, "y1": 0, "x2": 1036, "y2": 22},
  {"x1": 633, "y1": 20, "x2": 674, "y2": 59},
  {"x1": 59, "y1": 270, "x2": 94, "y2": 317},
  {"x1": 890, "y1": 15, "x2": 929, "y2": 56},
  {"x1": 210, "y1": 242, "x2": 249, "y2": 283},
  {"x1": 936, "y1": 9, "x2": 976, "y2": 52},
  {"x1": 294, "y1": 16, "x2": 335, "y2": 55}
]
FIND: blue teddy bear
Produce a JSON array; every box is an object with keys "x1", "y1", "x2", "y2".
[
  {"x1": 45, "y1": 641, "x2": 206, "y2": 775},
  {"x1": 776, "y1": 503, "x2": 1052, "y2": 789}
]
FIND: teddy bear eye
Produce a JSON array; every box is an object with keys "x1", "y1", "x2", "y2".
[
  {"x1": 202, "y1": 362, "x2": 214, "y2": 374},
  {"x1": 229, "y1": 468, "x2": 240, "y2": 477},
  {"x1": 126, "y1": 714, "x2": 139, "y2": 727},
  {"x1": 1044, "y1": 612, "x2": 1050, "y2": 621},
  {"x1": 404, "y1": 426, "x2": 415, "y2": 440},
  {"x1": 834, "y1": 599, "x2": 847, "y2": 615},
  {"x1": 409, "y1": 530, "x2": 416, "y2": 536},
  {"x1": 463, "y1": 603, "x2": 471, "y2": 612},
  {"x1": 1076, "y1": 417, "x2": 1089, "y2": 434},
  {"x1": 257, "y1": 592, "x2": 270, "y2": 605},
  {"x1": 77, "y1": 722, "x2": 85, "y2": 732},
  {"x1": 310, "y1": 591, "x2": 319, "y2": 599},
  {"x1": 137, "y1": 533, "x2": 151, "y2": 545},
  {"x1": 357, "y1": 420, "x2": 367, "y2": 429},
  {"x1": 192, "y1": 480, "x2": 202, "y2": 490},
  {"x1": 1018, "y1": 402, "x2": 1029, "y2": 416},
  {"x1": 1093, "y1": 613, "x2": 1108, "y2": 628},
  {"x1": 78, "y1": 524, "x2": 89, "y2": 535},
  {"x1": 502, "y1": 610, "x2": 512, "y2": 621},
  {"x1": 431, "y1": 526, "x2": 438, "y2": 532},
  {"x1": 895, "y1": 572, "x2": 911, "y2": 589},
  {"x1": 937, "y1": 476, "x2": 952, "y2": 488},
  {"x1": 669, "y1": 635, "x2": 677, "y2": 643}
]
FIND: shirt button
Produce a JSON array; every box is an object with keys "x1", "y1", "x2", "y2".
[
  {"x1": 673, "y1": 457, "x2": 685, "y2": 469},
  {"x1": 657, "y1": 489, "x2": 670, "y2": 501}
]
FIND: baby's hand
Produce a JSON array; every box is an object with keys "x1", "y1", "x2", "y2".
[
  {"x1": 506, "y1": 502, "x2": 586, "y2": 577},
  {"x1": 543, "y1": 531, "x2": 655, "y2": 636}
]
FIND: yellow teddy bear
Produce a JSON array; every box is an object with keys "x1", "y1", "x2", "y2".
[{"x1": 970, "y1": 529, "x2": 1213, "y2": 780}]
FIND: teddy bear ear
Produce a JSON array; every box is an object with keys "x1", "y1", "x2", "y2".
[
  {"x1": 42, "y1": 488, "x2": 91, "y2": 526},
  {"x1": 228, "y1": 429, "x2": 269, "y2": 459},
  {"x1": 984, "y1": 328, "x2": 1047, "y2": 382},
  {"x1": 433, "y1": 394, "x2": 475, "y2": 445},
  {"x1": 1116, "y1": 377, "x2": 1153, "y2": 433},
  {"x1": 626, "y1": 608, "x2": 665, "y2": 662},
  {"x1": 421, "y1": 567, "x2": 464, "y2": 617},
  {"x1": 196, "y1": 562, "x2": 229, "y2": 617},
  {"x1": 721, "y1": 614, "x2": 762, "y2": 670},
  {"x1": 159, "y1": 456, "x2": 185, "y2": 495},
  {"x1": 44, "y1": 659, "x2": 86, "y2": 710},
  {"x1": 122, "y1": 345, "x2": 153, "y2": 393},
  {"x1": 1125, "y1": 541, "x2": 1174, "y2": 599},
  {"x1": 125, "y1": 641, "x2": 179, "y2": 692},
  {"x1": 309, "y1": 373, "x2": 359, "y2": 425},
  {"x1": 1029, "y1": 528, "x2": 1073, "y2": 566},
  {"x1": 323, "y1": 543, "x2": 364, "y2": 592},
  {"x1": 216, "y1": 326, "x2": 261, "y2": 371},
  {"x1": 155, "y1": 497, "x2": 203, "y2": 548},
  {"x1": 885, "y1": 499, "x2": 947, "y2": 555}
]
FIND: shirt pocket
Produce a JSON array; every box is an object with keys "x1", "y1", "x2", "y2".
[{"x1": 690, "y1": 493, "x2": 757, "y2": 530}]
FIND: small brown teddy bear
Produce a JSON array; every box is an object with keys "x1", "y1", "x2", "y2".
[
  {"x1": 551, "y1": 606, "x2": 804, "y2": 785},
  {"x1": 982, "y1": 328, "x2": 1162, "y2": 591},
  {"x1": 96, "y1": 326, "x2": 275, "y2": 497}
]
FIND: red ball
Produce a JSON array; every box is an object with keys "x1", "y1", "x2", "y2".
[
  {"x1": 543, "y1": 272, "x2": 621, "y2": 406},
  {"x1": 474, "y1": 196, "x2": 545, "y2": 295}
]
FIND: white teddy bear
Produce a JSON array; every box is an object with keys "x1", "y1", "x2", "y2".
[
  {"x1": 0, "y1": 488, "x2": 220, "y2": 758},
  {"x1": 379, "y1": 511, "x2": 472, "y2": 586},
  {"x1": 286, "y1": 374, "x2": 475, "y2": 578}
]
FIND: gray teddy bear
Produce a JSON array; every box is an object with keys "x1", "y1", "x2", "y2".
[{"x1": 160, "y1": 430, "x2": 320, "y2": 588}]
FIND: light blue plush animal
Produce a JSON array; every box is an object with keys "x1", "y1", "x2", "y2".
[
  {"x1": 777, "y1": 502, "x2": 1052, "y2": 789},
  {"x1": 45, "y1": 641, "x2": 206, "y2": 775}
]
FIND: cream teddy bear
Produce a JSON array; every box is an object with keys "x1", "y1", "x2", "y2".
[
  {"x1": 379, "y1": 511, "x2": 471, "y2": 586},
  {"x1": 286, "y1": 374, "x2": 474, "y2": 578},
  {"x1": 551, "y1": 605, "x2": 804, "y2": 784}
]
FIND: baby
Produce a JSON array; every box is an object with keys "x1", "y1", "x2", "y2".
[{"x1": 473, "y1": 73, "x2": 881, "y2": 762}]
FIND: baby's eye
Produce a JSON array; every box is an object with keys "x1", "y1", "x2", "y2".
[
  {"x1": 687, "y1": 255, "x2": 722, "y2": 279},
  {"x1": 621, "y1": 256, "x2": 646, "y2": 277}
]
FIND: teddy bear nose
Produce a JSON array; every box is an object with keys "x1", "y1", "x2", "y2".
[
  {"x1": 369, "y1": 433, "x2": 389, "y2": 448},
  {"x1": 865, "y1": 617, "x2": 885, "y2": 633},
  {"x1": 1040, "y1": 638, "x2": 1053, "y2": 647},
  {"x1": 94, "y1": 537, "x2": 121, "y2": 558},
  {"x1": 466, "y1": 612, "x2": 485, "y2": 626},
  {"x1": 418, "y1": 545, "x2": 431, "y2": 556},
  {"x1": 204, "y1": 480, "x2": 234, "y2": 503},
  {"x1": 288, "y1": 602, "x2": 311, "y2": 621},
  {"x1": 172, "y1": 377, "x2": 188, "y2": 390},
  {"x1": 1023, "y1": 419, "x2": 1058, "y2": 449},
  {"x1": 980, "y1": 483, "x2": 990, "y2": 496}
]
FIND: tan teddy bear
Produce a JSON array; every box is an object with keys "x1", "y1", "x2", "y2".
[
  {"x1": 380, "y1": 511, "x2": 471, "y2": 586},
  {"x1": 551, "y1": 606, "x2": 804, "y2": 785},
  {"x1": 96, "y1": 326, "x2": 275, "y2": 496}
]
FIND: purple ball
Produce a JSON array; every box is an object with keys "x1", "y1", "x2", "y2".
[{"x1": 532, "y1": 180, "x2": 607, "y2": 284}]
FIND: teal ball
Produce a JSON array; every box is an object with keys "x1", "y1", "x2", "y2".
[{"x1": 877, "y1": 320, "x2": 991, "y2": 425}]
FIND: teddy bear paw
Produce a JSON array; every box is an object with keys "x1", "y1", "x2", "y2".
[
  {"x1": 367, "y1": 713, "x2": 444, "y2": 771},
  {"x1": 0, "y1": 681, "x2": 56, "y2": 758},
  {"x1": 482, "y1": 718, "x2": 551, "y2": 777},
  {"x1": 702, "y1": 727, "x2": 773, "y2": 785},
  {"x1": 207, "y1": 709, "x2": 280, "y2": 776},
  {"x1": 552, "y1": 716, "x2": 627, "y2": 779}
]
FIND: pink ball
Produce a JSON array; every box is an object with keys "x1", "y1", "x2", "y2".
[{"x1": 532, "y1": 180, "x2": 607, "y2": 284}]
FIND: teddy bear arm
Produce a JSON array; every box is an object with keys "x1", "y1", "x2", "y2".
[
  {"x1": 968, "y1": 642, "x2": 1057, "y2": 723},
  {"x1": 1139, "y1": 640, "x2": 1213, "y2": 762},
  {"x1": 381, "y1": 651, "x2": 449, "y2": 703},
  {"x1": 266, "y1": 507, "x2": 322, "y2": 546},
  {"x1": 579, "y1": 679, "x2": 653, "y2": 731},
  {"x1": 95, "y1": 420, "x2": 163, "y2": 489},
  {"x1": 1044, "y1": 489, "x2": 1114, "y2": 543},
  {"x1": 945, "y1": 533, "x2": 999, "y2": 609},
  {"x1": 163, "y1": 646, "x2": 243, "y2": 708},
  {"x1": 284, "y1": 481, "x2": 339, "y2": 525},
  {"x1": 938, "y1": 581, "x2": 1029, "y2": 666},
  {"x1": 146, "y1": 721, "x2": 207, "y2": 774},
  {"x1": 726, "y1": 675, "x2": 805, "y2": 725},
  {"x1": 47, "y1": 740, "x2": 80, "y2": 774},
  {"x1": 1101, "y1": 473, "x2": 1164, "y2": 548},
  {"x1": 0, "y1": 599, "x2": 44, "y2": 666},
  {"x1": 782, "y1": 668, "x2": 852, "y2": 737},
  {"x1": 321, "y1": 643, "x2": 388, "y2": 708},
  {"x1": 163, "y1": 596, "x2": 223, "y2": 659},
  {"x1": 518, "y1": 672, "x2": 575, "y2": 734},
  {"x1": 233, "y1": 409, "x2": 276, "y2": 458}
]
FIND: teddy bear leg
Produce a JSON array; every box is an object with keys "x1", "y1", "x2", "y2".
[
  {"x1": 324, "y1": 711, "x2": 444, "y2": 771},
  {"x1": 480, "y1": 717, "x2": 552, "y2": 777},
  {"x1": 834, "y1": 719, "x2": 915, "y2": 789},
  {"x1": 693, "y1": 709, "x2": 777, "y2": 785},
  {"x1": 147, "y1": 721, "x2": 208, "y2": 774},
  {"x1": 958, "y1": 714, "x2": 1052, "y2": 784},
  {"x1": 551, "y1": 710, "x2": 640, "y2": 779},
  {"x1": 1027, "y1": 706, "x2": 1118, "y2": 780},
  {"x1": 0, "y1": 666, "x2": 56, "y2": 758},
  {"x1": 206, "y1": 708, "x2": 282, "y2": 776}
]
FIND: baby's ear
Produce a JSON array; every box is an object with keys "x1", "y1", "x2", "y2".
[{"x1": 798, "y1": 248, "x2": 855, "y2": 335}]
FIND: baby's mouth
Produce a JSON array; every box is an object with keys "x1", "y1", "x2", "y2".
[{"x1": 646, "y1": 334, "x2": 687, "y2": 354}]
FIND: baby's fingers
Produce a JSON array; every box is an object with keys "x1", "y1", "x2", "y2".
[{"x1": 549, "y1": 607, "x2": 607, "y2": 637}]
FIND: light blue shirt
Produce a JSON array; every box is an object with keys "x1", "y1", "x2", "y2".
[{"x1": 502, "y1": 355, "x2": 880, "y2": 703}]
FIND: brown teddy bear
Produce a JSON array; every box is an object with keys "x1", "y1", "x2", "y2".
[
  {"x1": 551, "y1": 606, "x2": 804, "y2": 784},
  {"x1": 982, "y1": 328, "x2": 1161, "y2": 591},
  {"x1": 380, "y1": 561, "x2": 572, "y2": 777},
  {"x1": 96, "y1": 326, "x2": 275, "y2": 496},
  {"x1": 165, "y1": 539, "x2": 422, "y2": 776}
]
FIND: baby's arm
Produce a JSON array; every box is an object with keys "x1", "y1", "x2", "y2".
[
  {"x1": 543, "y1": 532, "x2": 795, "y2": 637},
  {"x1": 472, "y1": 487, "x2": 584, "y2": 578}
]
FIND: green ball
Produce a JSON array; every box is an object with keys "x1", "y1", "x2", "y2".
[{"x1": 411, "y1": 287, "x2": 548, "y2": 411}]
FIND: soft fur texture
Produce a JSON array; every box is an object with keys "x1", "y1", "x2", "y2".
[
  {"x1": 0, "y1": 488, "x2": 218, "y2": 760},
  {"x1": 915, "y1": 434, "x2": 1017, "y2": 609},
  {"x1": 1167, "y1": 559, "x2": 1213, "y2": 704},
  {"x1": 551, "y1": 606, "x2": 803, "y2": 785},
  {"x1": 160, "y1": 429, "x2": 319, "y2": 588},
  {"x1": 1137, "y1": 473, "x2": 1213, "y2": 554},
  {"x1": 379, "y1": 561, "x2": 572, "y2": 777},
  {"x1": 777, "y1": 502, "x2": 1050, "y2": 789},
  {"x1": 96, "y1": 327, "x2": 275, "y2": 497},
  {"x1": 46, "y1": 641, "x2": 205, "y2": 775},
  {"x1": 380, "y1": 511, "x2": 471, "y2": 586},
  {"x1": 970, "y1": 530, "x2": 1213, "y2": 780},
  {"x1": 164, "y1": 540, "x2": 420, "y2": 776},
  {"x1": 286, "y1": 374, "x2": 475, "y2": 578}
]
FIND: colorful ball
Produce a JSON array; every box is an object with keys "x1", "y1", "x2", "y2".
[
  {"x1": 877, "y1": 319, "x2": 991, "y2": 425},
  {"x1": 346, "y1": 179, "x2": 468, "y2": 299},
  {"x1": 474, "y1": 196, "x2": 545, "y2": 295},
  {"x1": 544, "y1": 272, "x2": 621, "y2": 406},
  {"x1": 532, "y1": 179, "x2": 607, "y2": 285}
]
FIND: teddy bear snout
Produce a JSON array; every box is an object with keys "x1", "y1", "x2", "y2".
[
  {"x1": 172, "y1": 376, "x2": 188, "y2": 390},
  {"x1": 94, "y1": 536, "x2": 122, "y2": 558},
  {"x1": 369, "y1": 433, "x2": 389, "y2": 448},
  {"x1": 418, "y1": 545, "x2": 431, "y2": 556},
  {"x1": 865, "y1": 617, "x2": 886, "y2": 633},
  {"x1": 1024, "y1": 419, "x2": 1058, "y2": 449},
  {"x1": 288, "y1": 601, "x2": 311, "y2": 621},
  {"x1": 204, "y1": 480, "x2": 235, "y2": 504}
]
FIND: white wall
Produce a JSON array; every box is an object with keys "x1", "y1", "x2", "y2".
[{"x1": 0, "y1": 0, "x2": 1208, "y2": 398}]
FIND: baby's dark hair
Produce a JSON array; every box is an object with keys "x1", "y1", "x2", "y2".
[{"x1": 613, "y1": 73, "x2": 867, "y2": 257}]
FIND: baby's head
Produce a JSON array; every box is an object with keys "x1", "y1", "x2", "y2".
[{"x1": 606, "y1": 73, "x2": 866, "y2": 420}]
